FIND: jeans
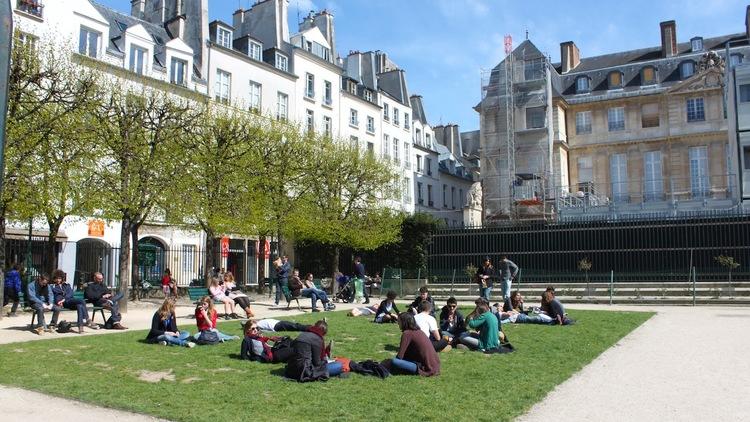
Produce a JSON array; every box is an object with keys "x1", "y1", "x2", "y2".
[
  {"x1": 30, "y1": 302, "x2": 61, "y2": 328},
  {"x1": 62, "y1": 298, "x2": 89, "y2": 326},
  {"x1": 500, "y1": 277, "x2": 512, "y2": 309},
  {"x1": 327, "y1": 361, "x2": 343, "y2": 377},
  {"x1": 3, "y1": 287, "x2": 19, "y2": 314},
  {"x1": 157, "y1": 331, "x2": 191, "y2": 346},
  {"x1": 301, "y1": 288, "x2": 329, "y2": 309},
  {"x1": 459, "y1": 333, "x2": 480, "y2": 350},
  {"x1": 106, "y1": 292, "x2": 124, "y2": 323},
  {"x1": 274, "y1": 321, "x2": 310, "y2": 332},
  {"x1": 391, "y1": 357, "x2": 418, "y2": 374},
  {"x1": 480, "y1": 286, "x2": 492, "y2": 302},
  {"x1": 515, "y1": 313, "x2": 546, "y2": 324},
  {"x1": 275, "y1": 278, "x2": 287, "y2": 305},
  {"x1": 195, "y1": 329, "x2": 237, "y2": 342}
]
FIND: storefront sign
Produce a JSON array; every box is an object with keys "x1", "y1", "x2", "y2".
[{"x1": 88, "y1": 219, "x2": 105, "y2": 237}]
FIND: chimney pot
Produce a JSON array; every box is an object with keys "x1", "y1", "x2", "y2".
[
  {"x1": 660, "y1": 20, "x2": 678, "y2": 58},
  {"x1": 560, "y1": 41, "x2": 580, "y2": 74}
]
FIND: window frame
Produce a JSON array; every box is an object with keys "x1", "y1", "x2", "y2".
[
  {"x1": 275, "y1": 52, "x2": 288, "y2": 72},
  {"x1": 276, "y1": 91, "x2": 288, "y2": 120},
  {"x1": 305, "y1": 72, "x2": 315, "y2": 99},
  {"x1": 680, "y1": 61, "x2": 696, "y2": 79},
  {"x1": 248, "y1": 80, "x2": 262, "y2": 112},
  {"x1": 215, "y1": 69, "x2": 232, "y2": 104},
  {"x1": 217, "y1": 27, "x2": 232, "y2": 49},
  {"x1": 641, "y1": 66, "x2": 657, "y2": 85},
  {"x1": 525, "y1": 106, "x2": 546, "y2": 129},
  {"x1": 607, "y1": 107, "x2": 625, "y2": 131},
  {"x1": 170, "y1": 57, "x2": 187, "y2": 85},
  {"x1": 248, "y1": 41, "x2": 262, "y2": 61},
  {"x1": 366, "y1": 116, "x2": 375, "y2": 133},
  {"x1": 575, "y1": 76, "x2": 590, "y2": 93},
  {"x1": 686, "y1": 97, "x2": 705, "y2": 122},
  {"x1": 608, "y1": 71, "x2": 623, "y2": 89},
  {"x1": 575, "y1": 111, "x2": 592, "y2": 134},
  {"x1": 78, "y1": 26, "x2": 101, "y2": 58},
  {"x1": 349, "y1": 108, "x2": 359, "y2": 127},
  {"x1": 129, "y1": 44, "x2": 147, "y2": 75}
]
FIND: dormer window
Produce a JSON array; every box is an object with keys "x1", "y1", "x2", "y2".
[
  {"x1": 348, "y1": 80, "x2": 357, "y2": 95},
  {"x1": 641, "y1": 66, "x2": 657, "y2": 85},
  {"x1": 275, "y1": 53, "x2": 288, "y2": 72},
  {"x1": 170, "y1": 58, "x2": 187, "y2": 85},
  {"x1": 575, "y1": 76, "x2": 590, "y2": 93},
  {"x1": 608, "y1": 71, "x2": 623, "y2": 89},
  {"x1": 690, "y1": 37, "x2": 703, "y2": 52},
  {"x1": 248, "y1": 41, "x2": 262, "y2": 61},
  {"x1": 680, "y1": 61, "x2": 695, "y2": 79},
  {"x1": 129, "y1": 44, "x2": 146, "y2": 75},
  {"x1": 217, "y1": 27, "x2": 232, "y2": 49},
  {"x1": 730, "y1": 54, "x2": 744, "y2": 68},
  {"x1": 78, "y1": 26, "x2": 101, "y2": 58},
  {"x1": 363, "y1": 90, "x2": 372, "y2": 102}
]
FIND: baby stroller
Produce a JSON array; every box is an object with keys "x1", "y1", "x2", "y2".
[{"x1": 335, "y1": 275, "x2": 355, "y2": 303}]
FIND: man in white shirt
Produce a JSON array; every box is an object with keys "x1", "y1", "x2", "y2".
[{"x1": 413, "y1": 301, "x2": 451, "y2": 352}]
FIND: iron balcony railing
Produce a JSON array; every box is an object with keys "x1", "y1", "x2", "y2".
[{"x1": 17, "y1": 0, "x2": 43, "y2": 17}]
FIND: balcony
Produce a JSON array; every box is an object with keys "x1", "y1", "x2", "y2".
[{"x1": 17, "y1": 0, "x2": 43, "y2": 18}]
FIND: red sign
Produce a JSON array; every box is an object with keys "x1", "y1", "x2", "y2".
[
  {"x1": 88, "y1": 219, "x2": 105, "y2": 237},
  {"x1": 264, "y1": 239, "x2": 270, "y2": 259},
  {"x1": 220, "y1": 237, "x2": 230, "y2": 258}
]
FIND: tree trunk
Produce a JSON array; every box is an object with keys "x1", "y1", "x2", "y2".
[
  {"x1": 44, "y1": 220, "x2": 62, "y2": 278},
  {"x1": 118, "y1": 217, "x2": 132, "y2": 313},
  {"x1": 332, "y1": 246, "x2": 340, "y2": 298},
  {"x1": 130, "y1": 225, "x2": 140, "y2": 301},
  {"x1": 204, "y1": 228, "x2": 215, "y2": 287}
]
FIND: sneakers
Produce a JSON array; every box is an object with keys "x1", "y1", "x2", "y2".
[
  {"x1": 158, "y1": 340, "x2": 168, "y2": 346},
  {"x1": 230, "y1": 313, "x2": 240, "y2": 319},
  {"x1": 440, "y1": 345, "x2": 453, "y2": 353},
  {"x1": 186, "y1": 341, "x2": 196, "y2": 348},
  {"x1": 113, "y1": 323, "x2": 128, "y2": 330},
  {"x1": 88, "y1": 323, "x2": 100, "y2": 330},
  {"x1": 33, "y1": 327, "x2": 44, "y2": 335}
]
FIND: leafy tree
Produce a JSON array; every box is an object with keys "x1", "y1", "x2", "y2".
[
  {"x1": 578, "y1": 257, "x2": 593, "y2": 296},
  {"x1": 714, "y1": 254, "x2": 740, "y2": 287}
]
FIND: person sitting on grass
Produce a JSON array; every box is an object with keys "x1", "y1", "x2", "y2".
[
  {"x1": 255, "y1": 318, "x2": 311, "y2": 332},
  {"x1": 460, "y1": 300, "x2": 500, "y2": 352},
  {"x1": 414, "y1": 301, "x2": 451, "y2": 352},
  {"x1": 439, "y1": 297, "x2": 467, "y2": 345},
  {"x1": 408, "y1": 286, "x2": 435, "y2": 317},
  {"x1": 542, "y1": 288, "x2": 575, "y2": 325},
  {"x1": 494, "y1": 291, "x2": 546, "y2": 325},
  {"x1": 50, "y1": 269, "x2": 97, "y2": 334},
  {"x1": 209, "y1": 276, "x2": 236, "y2": 320},
  {"x1": 240, "y1": 320, "x2": 295, "y2": 363},
  {"x1": 374, "y1": 290, "x2": 400, "y2": 323},
  {"x1": 284, "y1": 320, "x2": 343, "y2": 382},
  {"x1": 300, "y1": 272, "x2": 334, "y2": 312},
  {"x1": 386, "y1": 312, "x2": 440, "y2": 376},
  {"x1": 84, "y1": 272, "x2": 127, "y2": 330},
  {"x1": 223, "y1": 271, "x2": 254, "y2": 318},
  {"x1": 146, "y1": 298, "x2": 195, "y2": 348},
  {"x1": 27, "y1": 274, "x2": 60, "y2": 335},
  {"x1": 194, "y1": 296, "x2": 239, "y2": 344}
]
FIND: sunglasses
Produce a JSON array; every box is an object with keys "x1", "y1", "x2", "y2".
[{"x1": 448, "y1": 305, "x2": 457, "y2": 309}]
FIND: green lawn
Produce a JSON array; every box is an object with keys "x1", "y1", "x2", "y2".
[{"x1": 0, "y1": 309, "x2": 652, "y2": 422}]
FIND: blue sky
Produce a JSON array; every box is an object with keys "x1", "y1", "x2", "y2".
[{"x1": 95, "y1": 0, "x2": 748, "y2": 131}]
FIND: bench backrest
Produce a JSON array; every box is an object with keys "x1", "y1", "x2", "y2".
[{"x1": 188, "y1": 287, "x2": 209, "y2": 301}]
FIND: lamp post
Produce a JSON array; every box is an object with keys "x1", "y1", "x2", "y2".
[{"x1": 0, "y1": 0, "x2": 14, "y2": 320}]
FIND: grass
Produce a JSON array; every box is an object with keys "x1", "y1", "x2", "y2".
[{"x1": 0, "y1": 308, "x2": 652, "y2": 422}]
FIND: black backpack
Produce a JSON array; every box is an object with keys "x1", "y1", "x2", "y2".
[
  {"x1": 56, "y1": 321, "x2": 73, "y2": 333},
  {"x1": 194, "y1": 330, "x2": 221, "y2": 345}
]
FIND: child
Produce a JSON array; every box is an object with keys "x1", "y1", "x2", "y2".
[
  {"x1": 146, "y1": 298, "x2": 195, "y2": 347},
  {"x1": 194, "y1": 296, "x2": 239, "y2": 343},
  {"x1": 374, "y1": 290, "x2": 400, "y2": 323},
  {"x1": 161, "y1": 269, "x2": 177, "y2": 298}
]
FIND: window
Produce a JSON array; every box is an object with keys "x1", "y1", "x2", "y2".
[
  {"x1": 215, "y1": 69, "x2": 231, "y2": 104},
  {"x1": 575, "y1": 111, "x2": 592, "y2": 134},
  {"x1": 349, "y1": 109, "x2": 359, "y2": 127},
  {"x1": 367, "y1": 116, "x2": 375, "y2": 133},
  {"x1": 382, "y1": 134, "x2": 390, "y2": 157},
  {"x1": 416, "y1": 155, "x2": 423, "y2": 173},
  {"x1": 426, "y1": 157, "x2": 433, "y2": 176},
  {"x1": 305, "y1": 73, "x2": 315, "y2": 98},
  {"x1": 248, "y1": 81, "x2": 262, "y2": 112},
  {"x1": 323, "y1": 116, "x2": 332, "y2": 137},
  {"x1": 609, "y1": 71, "x2": 623, "y2": 89},
  {"x1": 576, "y1": 76, "x2": 589, "y2": 93},
  {"x1": 425, "y1": 133, "x2": 432, "y2": 147},
  {"x1": 393, "y1": 108, "x2": 400, "y2": 126},
  {"x1": 577, "y1": 156, "x2": 593, "y2": 184},
  {"x1": 248, "y1": 41, "x2": 262, "y2": 61},
  {"x1": 686, "y1": 98, "x2": 705, "y2": 122},
  {"x1": 383, "y1": 103, "x2": 390, "y2": 121},
  {"x1": 442, "y1": 184, "x2": 448, "y2": 207},
  {"x1": 182, "y1": 245, "x2": 195, "y2": 273},
  {"x1": 403, "y1": 177, "x2": 411, "y2": 203},
  {"x1": 740, "y1": 84, "x2": 750, "y2": 103},
  {"x1": 680, "y1": 61, "x2": 695, "y2": 79},
  {"x1": 730, "y1": 54, "x2": 744, "y2": 68},
  {"x1": 393, "y1": 138, "x2": 400, "y2": 164},
  {"x1": 641, "y1": 103, "x2": 659, "y2": 128},
  {"x1": 78, "y1": 27, "x2": 100, "y2": 58},
  {"x1": 405, "y1": 113, "x2": 410, "y2": 129},
  {"x1": 129, "y1": 44, "x2": 146, "y2": 75},
  {"x1": 367, "y1": 142, "x2": 374, "y2": 155},
  {"x1": 526, "y1": 106, "x2": 545, "y2": 129},
  {"x1": 524, "y1": 58, "x2": 544, "y2": 81},
  {"x1": 350, "y1": 136, "x2": 359, "y2": 149},
  {"x1": 608, "y1": 107, "x2": 625, "y2": 131},
  {"x1": 404, "y1": 142, "x2": 411, "y2": 169},
  {"x1": 276, "y1": 92, "x2": 288, "y2": 120},
  {"x1": 451, "y1": 186, "x2": 456, "y2": 209},
  {"x1": 691, "y1": 37, "x2": 703, "y2": 52},
  {"x1": 170, "y1": 58, "x2": 187, "y2": 85},
  {"x1": 348, "y1": 80, "x2": 357, "y2": 94},
  {"x1": 641, "y1": 67, "x2": 656, "y2": 85},
  {"x1": 459, "y1": 189, "x2": 463, "y2": 207},
  {"x1": 275, "y1": 53, "x2": 288, "y2": 72},
  {"x1": 689, "y1": 146, "x2": 709, "y2": 197},
  {"x1": 415, "y1": 128, "x2": 422, "y2": 145},
  {"x1": 17, "y1": 0, "x2": 43, "y2": 17},
  {"x1": 427, "y1": 185, "x2": 433, "y2": 207},
  {"x1": 16, "y1": 32, "x2": 38, "y2": 52},
  {"x1": 610, "y1": 153, "x2": 628, "y2": 202},
  {"x1": 417, "y1": 182, "x2": 423, "y2": 204},
  {"x1": 364, "y1": 90, "x2": 372, "y2": 102},
  {"x1": 217, "y1": 27, "x2": 232, "y2": 48},
  {"x1": 644, "y1": 150, "x2": 663, "y2": 201},
  {"x1": 306, "y1": 109, "x2": 314, "y2": 132},
  {"x1": 323, "y1": 80, "x2": 332, "y2": 105},
  {"x1": 744, "y1": 146, "x2": 750, "y2": 170}
]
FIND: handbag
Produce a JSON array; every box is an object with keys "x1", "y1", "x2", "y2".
[{"x1": 195, "y1": 330, "x2": 220, "y2": 345}]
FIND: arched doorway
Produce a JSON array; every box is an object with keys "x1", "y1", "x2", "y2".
[
  {"x1": 137, "y1": 236, "x2": 167, "y2": 284},
  {"x1": 75, "y1": 238, "x2": 113, "y2": 288}
]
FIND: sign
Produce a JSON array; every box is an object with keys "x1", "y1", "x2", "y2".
[
  {"x1": 264, "y1": 239, "x2": 270, "y2": 259},
  {"x1": 220, "y1": 237, "x2": 229, "y2": 258},
  {"x1": 87, "y1": 219, "x2": 105, "y2": 237}
]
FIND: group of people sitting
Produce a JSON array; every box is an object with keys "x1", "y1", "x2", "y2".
[
  {"x1": 27, "y1": 270, "x2": 127, "y2": 335},
  {"x1": 209, "y1": 271, "x2": 256, "y2": 320},
  {"x1": 145, "y1": 295, "x2": 241, "y2": 348}
]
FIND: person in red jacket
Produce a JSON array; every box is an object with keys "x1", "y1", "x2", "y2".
[{"x1": 194, "y1": 296, "x2": 239, "y2": 344}]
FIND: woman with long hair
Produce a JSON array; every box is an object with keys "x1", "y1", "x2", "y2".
[
  {"x1": 208, "y1": 276, "x2": 236, "y2": 320},
  {"x1": 223, "y1": 272, "x2": 254, "y2": 318},
  {"x1": 145, "y1": 298, "x2": 194, "y2": 347},
  {"x1": 389, "y1": 312, "x2": 440, "y2": 376},
  {"x1": 194, "y1": 296, "x2": 239, "y2": 343}
]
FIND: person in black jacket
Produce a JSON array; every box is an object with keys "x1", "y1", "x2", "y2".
[
  {"x1": 50, "y1": 269, "x2": 94, "y2": 333},
  {"x1": 240, "y1": 320, "x2": 295, "y2": 363},
  {"x1": 476, "y1": 257, "x2": 496, "y2": 303},
  {"x1": 439, "y1": 297, "x2": 467, "y2": 345},
  {"x1": 145, "y1": 298, "x2": 195, "y2": 347},
  {"x1": 374, "y1": 290, "x2": 400, "y2": 323},
  {"x1": 407, "y1": 286, "x2": 435, "y2": 317},
  {"x1": 284, "y1": 320, "x2": 343, "y2": 382},
  {"x1": 84, "y1": 272, "x2": 127, "y2": 330}
]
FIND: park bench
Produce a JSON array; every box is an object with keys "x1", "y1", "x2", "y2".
[
  {"x1": 281, "y1": 283, "x2": 302, "y2": 311},
  {"x1": 28, "y1": 290, "x2": 106, "y2": 327}
]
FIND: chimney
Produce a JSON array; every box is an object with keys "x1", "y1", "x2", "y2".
[
  {"x1": 746, "y1": 6, "x2": 750, "y2": 40},
  {"x1": 166, "y1": 15, "x2": 186, "y2": 40},
  {"x1": 131, "y1": 0, "x2": 145, "y2": 19},
  {"x1": 299, "y1": 11, "x2": 315, "y2": 32},
  {"x1": 233, "y1": 9, "x2": 244, "y2": 34},
  {"x1": 660, "y1": 20, "x2": 678, "y2": 57},
  {"x1": 313, "y1": 10, "x2": 336, "y2": 61},
  {"x1": 560, "y1": 41, "x2": 580, "y2": 74}
]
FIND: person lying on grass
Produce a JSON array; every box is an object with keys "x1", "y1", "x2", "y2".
[
  {"x1": 493, "y1": 291, "x2": 547, "y2": 325},
  {"x1": 240, "y1": 320, "x2": 295, "y2": 363},
  {"x1": 284, "y1": 320, "x2": 343, "y2": 382},
  {"x1": 194, "y1": 296, "x2": 240, "y2": 344},
  {"x1": 255, "y1": 318, "x2": 312, "y2": 332},
  {"x1": 347, "y1": 304, "x2": 379, "y2": 317},
  {"x1": 414, "y1": 300, "x2": 451, "y2": 353},
  {"x1": 146, "y1": 297, "x2": 195, "y2": 348},
  {"x1": 439, "y1": 296, "x2": 467, "y2": 345},
  {"x1": 408, "y1": 286, "x2": 435, "y2": 317},
  {"x1": 384, "y1": 312, "x2": 440, "y2": 376},
  {"x1": 374, "y1": 290, "x2": 400, "y2": 323}
]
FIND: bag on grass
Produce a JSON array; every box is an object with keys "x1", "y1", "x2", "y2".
[
  {"x1": 56, "y1": 320, "x2": 73, "y2": 333},
  {"x1": 194, "y1": 330, "x2": 221, "y2": 345},
  {"x1": 272, "y1": 336, "x2": 293, "y2": 351}
]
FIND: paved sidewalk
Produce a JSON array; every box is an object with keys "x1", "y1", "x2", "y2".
[{"x1": 518, "y1": 304, "x2": 750, "y2": 422}]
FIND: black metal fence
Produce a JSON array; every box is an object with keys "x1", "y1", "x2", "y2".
[{"x1": 428, "y1": 213, "x2": 750, "y2": 282}]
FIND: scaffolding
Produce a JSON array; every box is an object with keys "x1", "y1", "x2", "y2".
[{"x1": 480, "y1": 36, "x2": 555, "y2": 221}]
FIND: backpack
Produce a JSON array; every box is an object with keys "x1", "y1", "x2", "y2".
[
  {"x1": 271, "y1": 336, "x2": 293, "y2": 352},
  {"x1": 56, "y1": 320, "x2": 73, "y2": 333},
  {"x1": 194, "y1": 330, "x2": 220, "y2": 345}
]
